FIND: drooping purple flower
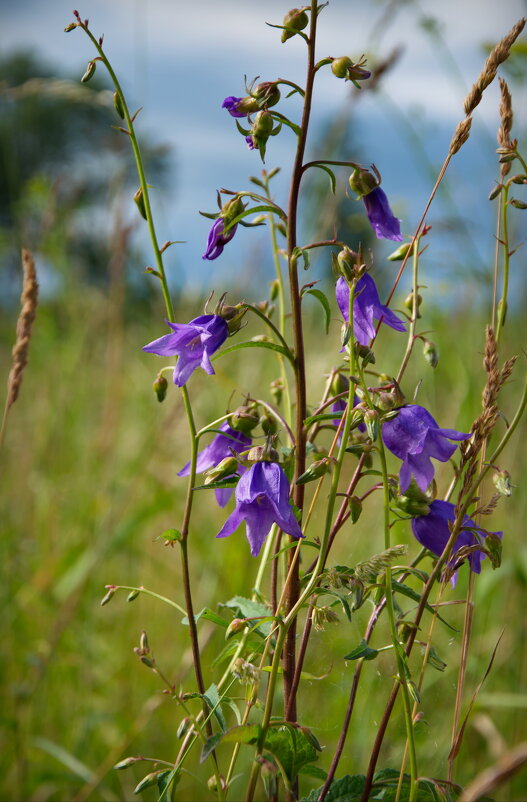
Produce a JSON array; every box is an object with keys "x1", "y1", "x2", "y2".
[
  {"x1": 411, "y1": 499, "x2": 501, "y2": 582},
  {"x1": 203, "y1": 217, "x2": 237, "y2": 261},
  {"x1": 216, "y1": 461, "x2": 303, "y2": 557},
  {"x1": 222, "y1": 96, "x2": 247, "y2": 118},
  {"x1": 178, "y1": 421, "x2": 252, "y2": 507},
  {"x1": 142, "y1": 314, "x2": 228, "y2": 387},
  {"x1": 382, "y1": 405, "x2": 470, "y2": 493},
  {"x1": 336, "y1": 274, "x2": 406, "y2": 347},
  {"x1": 362, "y1": 187, "x2": 402, "y2": 241}
]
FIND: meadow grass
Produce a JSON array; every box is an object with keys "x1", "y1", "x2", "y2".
[{"x1": 2, "y1": 284, "x2": 526, "y2": 801}]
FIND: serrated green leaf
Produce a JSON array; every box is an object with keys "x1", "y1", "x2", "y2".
[
  {"x1": 200, "y1": 733, "x2": 222, "y2": 764},
  {"x1": 223, "y1": 596, "x2": 273, "y2": 637},
  {"x1": 263, "y1": 725, "x2": 319, "y2": 785},
  {"x1": 300, "y1": 773, "x2": 366, "y2": 802},
  {"x1": 344, "y1": 639, "x2": 378, "y2": 661},
  {"x1": 221, "y1": 724, "x2": 261, "y2": 745},
  {"x1": 303, "y1": 288, "x2": 331, "y2": 333},
  {"x1": 299, "y1": 763, "x2": 328, "y2": 780}
]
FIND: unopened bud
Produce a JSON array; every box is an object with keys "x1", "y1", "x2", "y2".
[
  {"x1": 253, "y1": 81, "x2": 281, "y2": 108},
  {"x1": 260, "y1": 411, "x2": 278, "y2": 435},
  {"x1": 423, "y1": 339, "x2": 439, "y2": 368},
  {"x1": 404, "y1": 291, "x2": 422, "y2": 316},
  {"x1": 510, "y1": 198, "x2": 527, "y2": 209},
  {"x1": 356, "y1": 343, "x2": 376, "y2": 365},
  {"x1": 153, "y1": 374, "x2": 168, "y2": 402},
  {"x1": 348, "y1": 495, "x2": 363, "y2": 523},
  {"x1": 205, "y1": 456, "x2": 239, "y2": 484},
  {"x1": 396, "y1": 494, "x2": 431, "y2": 516},
  {"x1": 220, "y1": 303, "x2": 247, "y2": 335},
  {"x1": 221, "y1": 195, "x2": 246, "y2": 224},
  {"x1": 229, "y1": 405, "x2": 260, "y2": 434},
  {"x1": 225, "y1": 618, "x2": 246, "y2": 639},
  {"x1": 331, "y1": 56, "x2": 353, "y2": 79},
  {"x1": 388, "y1": 242, "x2": 412, "y2": 261},
  {"x1": 337, "y1": 247, "x2": 358, "y2": 281},
  {"x1": 208, "y1": 775, "x2": 227, "y2": 793},
  {"x1": 139, "y1": 631, "x2": 149, "y2": 652},
  {"x1": 113, "y1": 91, "x2": 125, "y2": 119},
  {"x1": 270, "y1": 279, "x2": 280, "y2": 301},
  {"x1": 81, "y1": 60, "x2": 96, "y2": 83},
  {"x1": 133, "y1": 187, "x2": 147, "y2": 220},
  {"x1": 114, "y1": 756, "x2": 140, "y2": 770},
  {"x1": 100, "y1": 586, "x2": 116, "y2": 606},
  {"x1": 177, "y1": 717, "x2": 192, "y2": 739},
  {"x1": 296, "y1": 457, "x2": 332, "y2": 485},
  {"x1": 331, "y1": 371, "x2": 349, "y2": 397},
  {"x1": 281, "y1": 7, "x2": 309, "y2": 42},
  {"x1": 127, "y1": 589, "x2": 140, "y2": 602},
  {"x1": 64, "y1": 22, "x2": 77, "y2": 32},
  {"x1": 253, "y1": 110, "x2": 273, "y2": 137},
  {"x1": 363, "y1": 408, "x2": 379, "y2": 441},
  {"x1": 488, "y1": 183, "x2": 504, "y2": 201},
  {"x1": 493, "y1": 468, "x2": 513, "y2": 496}
]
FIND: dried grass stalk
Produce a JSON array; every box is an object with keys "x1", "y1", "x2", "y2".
[
  {"x1": 2, "y1": 250, "x2": 39, "y2": 433},
  {"x1": 463, "y1": 18, "x2": 525, "y2": 116}
]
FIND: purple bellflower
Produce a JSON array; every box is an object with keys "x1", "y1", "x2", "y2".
[
  {"x1": 412, "y1": 499, "x2": 501, "y2": 583},
  {"x1": 382, "y1": 405, "x2": 470, "y2": 492},
  {"x1": 216, "y1": 461, "x2": 303, "y2": 557},
  {"x1": 336, "y1": 274, "x2": 406, "y2": 347},
  {"x1": 222, "y1": 96, "x2": 247, "y2": 118},
  {"x1": 362, "y1": 187, "x2": 402, "y2": 242},
  {"x1": 178, "y1": 421, "x2": 251, "y2": 507},
  {"x1": 203, "y1": 217, "x2": 237, "y2": 261},
  {"x1": 142, "y1": 314, "x2": 228, "y2": 387}
]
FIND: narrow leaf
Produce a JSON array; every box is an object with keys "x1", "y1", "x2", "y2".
[{"x1": 303, "y1": 288, "x2": 331, "y2": 333}]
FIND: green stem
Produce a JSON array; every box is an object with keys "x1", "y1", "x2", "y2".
[
  {"x1": 495, "y1": 184, "x2": 510, "y2": 343},
  {"x1": 396, "y1": 237, "x2": 420, "y2": 384}
]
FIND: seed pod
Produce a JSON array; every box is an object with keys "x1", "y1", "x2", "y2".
[{"x1": 81, "y1": 60, "x2": 96, "y2": 83}]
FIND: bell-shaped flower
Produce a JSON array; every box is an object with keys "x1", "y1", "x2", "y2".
[
  {"x1": 178, "y1": 421, "x2": 251, "y2": 507},
  {"x1": 411, "y1": 500, "x2": 501, "y2": 582},
  {"x1": 222, "y1": 96, "x2": 248, "y2": 118},
  {"x1": 382, "y1": 405, "x2": 470, "y2": 492},
  {"x1": 202, "y1": 217, "x2": 237, "y2": 260},
  {"x1": 336, "y1": 275, "x2": 406, "y2": 347},
  {"x1": 362, "y1": 187, "x2": 402, "y2": 241},
  {"x1": 142, "y1": 314, "x2": 228, "y2": 387},
  {"x1": 216, "y1": 461, "x2": 303, "y2": 556}
]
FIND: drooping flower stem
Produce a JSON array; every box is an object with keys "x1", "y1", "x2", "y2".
[
  {"x1": 282, "y1": 0, "x2": 319, "y2": 725},
  {"x1": 74, "y1": 20, "x2": 209, "y2": 717}
]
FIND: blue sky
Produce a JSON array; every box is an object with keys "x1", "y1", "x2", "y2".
[{"x1": 2, "y1": 0, "x2": 526, "y2": 299}]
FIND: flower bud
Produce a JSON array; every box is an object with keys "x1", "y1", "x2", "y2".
[
  {"x1": 376, "y1": 380, "x2": 405, "y2": 412},
  {"x1": 349, "y1": 167, "x2": 379, "y2": 198},
  {"x1": 81, "y1": 60, "x2": 96, "y2": 83},
  {"x1": 229, "y1": 405, "x2": 260, "y2": 434},
  {"x1": 363, "y1": 408, "x2": 379, "y2": 441},
  {"x1": 114, "y1": 756, "x2": 140, "y2": 770},
  {"x1": 204, "y1": 457, "x2": 239, "y2": 485},
  {"x1": 331, "y1": 57, "x2": 371, "y2": 83},
  {"x1": 140, "y1": 631, "x2": 149, "y2": 652},
  {"x1": 395, "y1": 494, "x2": 431, "y2": 516},
  {"x1": 422, "y1": 339, "x2": 439, "y2": 368},
  {"x1": 331, "y1": 56, "x2": 353, "y2": 79},
  {"x1": 388, "y1": 242, "x2": 413, "y2": 262},
  {"x1": 356, "y1": 343, "x2": 376, "y2": 365},
  {"x1": 127, "y1": 589, "x2": 140, "y2": 602},
  {"x1": 100, "y1": 586, "x2": 116, "y2": 606},
  {"x1": 253, "y1": 82, "x2": 281, "y2": 108},
  {"x1": 296, "y1": 457, "x2": 332, "y2": 485},
  {"x1": 281, "y1": 7, "x2": 309, "y2": 42},
  {"x1": 219, "y1": 303, "x2": 247, "y2": 335},
  {"x1": 337, "y1": 247, "x2": 358, "y2": 281},
  {"x1": 225, "y1": 618, "x2": 246, "y2": 639},
  {"x1": 270, "y1": 379, "x2": 284, "y2": 406},
  {"x1": 270, "y1": 279, "x2": 280, "y2": 301},
  {"x1": 133, "y1": 187, "x2": 147, "y2": 220},
  {"x1": 260, "y1": 411, "x2": 278, "y2": 436},
  {"x1": 493, "y1": 468, "x2": 513, "y2": 496},
  {"x1": 404, "y1": 291, "x2": 422, "y2": 316},
  {"x1": 221, "y1": 195, "x2": 246, "y2": 224},
  {"x1": 331, "y1": 371, "x2": 349, "y2": 397},
  {"x1": 177, "y1": 717, "x2": 192, "y2": 739},
  {"x1": 113, "y1": 91, "x2": 125, "y2": 120},
  {"x1": 153, "y1": 374, "x2": 168, "y2": 402},
  {"x1": 64, "y1": 22, "x2": 78, "y2": 32}
]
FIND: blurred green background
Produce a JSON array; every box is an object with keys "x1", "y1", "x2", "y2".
[{"x1": 2, "y1": 3, "x2": 527, "y2": 801}]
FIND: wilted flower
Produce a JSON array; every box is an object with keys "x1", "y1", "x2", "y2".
[
  {"x1": 178, "y1": 421, "x2": 251, "y2": 507},
  {"x1": 203, "y1": 217, "x2": 237, "y2": 261},
  {"x1": 222, "y1": 96, "x2": 249, "y2": 118},
  {"x1": 349, "y1": 167, "x2": 402, "y2": 241},
  {"x1": 142, "y1": 315, "x2": 228, "y2": 387},
  {"x1": 336, "y1": 275, "x2": 406, "y2": 347},
  {"x1": 382, "y1": 405, "x2": 470, "y2": 492},
  {"x1": 216, "y1": 461, "x2": 303, "y2": 556},
  {"x1": 411, "y1": 500, "x2": 501, "y2": 582},
  {"x1": 362, "y1": 187, "x2": 402, "y2": 241}
]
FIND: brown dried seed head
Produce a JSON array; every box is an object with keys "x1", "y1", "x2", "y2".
[
  {"x1": 5, "y1": 250, "x2": 39, "y2": 411},
  {"x1": 498, "y1": 78, "x2": 513, "y2": 147},
  {"x1": 463, "y1": 17, "x2": 525, "y2": 115},
  {"x1": 449, "y1": 117, "x2": 472, "y2": 155}
]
